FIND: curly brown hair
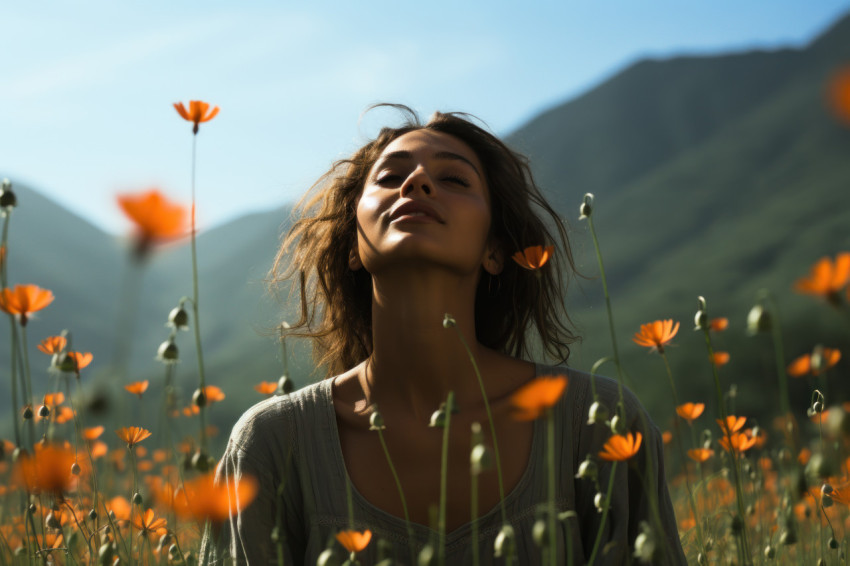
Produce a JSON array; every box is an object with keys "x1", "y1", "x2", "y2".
[{"x1": 271, "y1": 105, "x2": 578, "y2": 377}]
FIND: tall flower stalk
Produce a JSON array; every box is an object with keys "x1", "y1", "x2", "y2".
[{"x1": 174, "y1": 100, "x2": 219, "y2": 455}]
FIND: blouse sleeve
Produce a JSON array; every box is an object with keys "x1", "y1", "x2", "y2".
[
  {"x1": 574, "y1": 376, "x2": 687, "y2": 565},
  {"x1": 200, "y1": 398, "x2": 305, "y2": 565}
]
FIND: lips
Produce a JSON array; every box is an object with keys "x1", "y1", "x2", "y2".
[{"x1": 389, "y1": 200, "x2": 444, "y2": 223}]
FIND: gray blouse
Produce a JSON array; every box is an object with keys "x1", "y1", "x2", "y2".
[{"x1": 201, "y1": 365, "x2": 686, "y2": 565}]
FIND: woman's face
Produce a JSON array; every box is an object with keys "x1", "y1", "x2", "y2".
[{"x1": 354, "y1": 129, "x2": 498, "y2": 277}]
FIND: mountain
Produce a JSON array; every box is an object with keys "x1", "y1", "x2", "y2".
[{"x1": 2, "y1": 11, "x2": 850, "y2": 439}]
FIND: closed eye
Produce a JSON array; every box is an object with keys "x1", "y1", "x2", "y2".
[
  {"x1": 375, "y1": 174, "x2": 403, "y2": 186},
  {"x1": 442, "y1": 175, "x2": 470, "y2": 187}
]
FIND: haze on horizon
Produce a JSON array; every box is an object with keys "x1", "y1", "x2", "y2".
[{"x1": 1, "y1": 0, "x2": 848, "y2": 235}]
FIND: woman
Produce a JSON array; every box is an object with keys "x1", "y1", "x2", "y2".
[{"x1": 202, "y1": 107, "x2": 685, "y2": 564}]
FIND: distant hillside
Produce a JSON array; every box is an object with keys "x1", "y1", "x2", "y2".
[{"x1": 2, "y1": 11, "x2": 849, "y2": 438}]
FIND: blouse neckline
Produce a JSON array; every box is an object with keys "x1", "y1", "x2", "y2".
[{"x1": 320, "y1": 363, "x2": 546, "y2": 545}]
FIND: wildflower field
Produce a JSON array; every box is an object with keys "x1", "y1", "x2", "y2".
[{"x1": 1, "y1": 67, "x2": 850, "y2": 566}]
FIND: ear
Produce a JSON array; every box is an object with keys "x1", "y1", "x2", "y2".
[
  {"x1": 348, "y1": 246, "x2": 363, "y2": 271},
  {"x1": 482, "y1": 242, "x2": 503, "y2": 275}
]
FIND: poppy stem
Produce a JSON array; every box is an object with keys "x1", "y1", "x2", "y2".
[
  {"x1": 546, "y1": 407, "x2": 556, "y2": 566},
  {"x1": 470, "y1": 425, "x2": 480, "y2": 566},
  {"x1": 188, "y1": 130, "x2": 209, "y2": 455},
  {"x1": 6, "y1": 316, "x2": 21, "y2": 447},
  {"x1": 375, "y1": 427, "x2": 415, "y2": 566},
  {"x1": 447, "y1": 325, "x2": 507, "y2": 525},
  {"x1": 19, "y1": 324, "x2": 36, "y2": 448},
  {"x1": 437, "y1": 391, "x2": 454, "y2": 566},
  {"x1": 585, "y1": 214, "x2": 625, "y2": 399},
  {"x1": 586, "y1": 461, "x2": 617, "y2": 565}
]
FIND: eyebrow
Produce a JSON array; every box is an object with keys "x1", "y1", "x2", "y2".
[{"x1": 376, "y1": 150, "x2": 482, "y2": 180}]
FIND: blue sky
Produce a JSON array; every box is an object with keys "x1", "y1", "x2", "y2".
[{"x1": 2, "y1": 1, "x2": 848, "y2": 234}]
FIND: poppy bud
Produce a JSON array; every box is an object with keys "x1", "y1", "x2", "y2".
[
  {"x1": 493, "y1": 524, "x2": 515, "y2": 558},
  {"x1": 633, "y1": 521, "x2": 656, "y2": 563},
  {"x1": 442, "y1": 313, "x2": 456, "y2": 328},
  {"x1": 38, "y1": 405, "x2": 50, "y2": 418},
  {"x1": 166, "y1": 306, "x2": 189, "y2": 330},
  {"x1": 169, "y1": 544, "x2": 179, "y2": 559},
  {"x1": 51, "y1": 352, "x2": 78, "y2": 373},
  {"x1": 184, "y1": 551, "x2": 197, "y2": 566},
  {"x1": 270, "y1": 526, "x2": 280, "y2": 543},
  {"x1": 594, "y1": 492, "x2": 606, "y2": 512},
  {"x1": 277, "y1": 375, "x2": 294, "y2": 395},
  {"x1": 157, "y1": 339, "x2": 179, "y2": 364},
  {"x1": 532, "y1": 518, "x2": 548, "y2": 547},
  {"x1": 428, "y1": 407, "x2": 446, "y2": 428},
  {"x1": 823, "y1": 493, "x2": 834, "y2": 508},
  {"x1": 694, "y1": 309, "x2": 707, "y2": 331},
  {"x1": 697, "y1": 553, "x2": 707, "y2": 565},
  {"x1": 578, "y1": 193, "x2": 594, "y2": 220},
  {"x1": 71, "y1": 462, "x2": 81, "y2": 475},
  {"x1": 779, "y1": 528, "x2": 797, "y2": 545},
  {"x1": 369, "y1": 410, "x2": 386, "y2": 431},
  {"x1": 813, "y1": 401, "x2": 824, "y2": 414},
  {"x1": 575, "y1": 455, "x2": 598, "y2": 481},
  {"x1": 46, "y1": 512, "x2": 61, "y2": 529},
  {"x1": 192, "y1": 450, "x2": 211, "y2": 472},
  {"x1": 746, "y1": 304, "x2": 771, "y2": 335},
  {"x1": 587, "y1": 401, "x2": 608, "y2": 425},
  {"x1": 811, "y1": 345, "x2": 827, "y2": 374},
  {"x1": 470, "y1": 443, "x2": 492, "y2": 475},
  {"x1": 98, "y1": 542, "x2": 114, "y2": 566},
  {"x1": 764, "y1": 545, "x2": 775, "y2": 559},
  {"x1": 193, "y1": 389, "x2": 206, "y2": 408},
  {"x1": 22, "y1": 406, "x2": 33, "y2": 420},
  {"x1": 0, "y1": 179, "x2": 16, "y2": 209},
  {"x1": 609, "y1": 414, "x2": 625, "y2": 434},
  {"x1": 822, "y1": 483, "x2": 834, "y2": 495},
  {"x1": 829, "y1": 537, "x2": 839, "y2": 549},
  {"x1": 417, "y1": 544, "x2": 436, "y2": 566},
  {"x1": 89, "y1": 509, "x2": 98, "y2": 521},
  {"x1": 133, "y1": 492, "x2": 143, "y2": 505}
]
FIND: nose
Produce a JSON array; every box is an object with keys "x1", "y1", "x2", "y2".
[{"x1": 400, "y1": 165, "x2": 432, "y2": 196}]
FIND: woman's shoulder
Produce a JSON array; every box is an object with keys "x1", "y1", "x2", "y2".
[
  {"x1": 536, "y1": 362, "x2": 649, "y2": 424},
  {"x1": 225, "y1": 379, "x2": 333, "y2": 455}
]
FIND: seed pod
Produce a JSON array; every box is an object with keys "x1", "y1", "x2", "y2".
[
  {"x1": 167, "y1": 306, "x2": 189, "y2": 330},
  {"x1": 132, "y1": 492, "x2": 143, "y2": 505},
  {"x1": 470, "y1": 443, "x2": 492, "y2": 475},
  {"x1": 578, "y1": 193, "x2": 594, "y2": 220},
  {"x1": 587, "y1": 401, "x2": 608, "y2": 425},
  {"x1": 575, "y1": 456, "x2": 598, "y2": 481},
  {"x1": 157, "y1": 339, "x2": 179, "y2": 364},
  {"x1": 369, "y1": 411, "x2": 386, "y2": 431},
  {"x1": 764, "y1": 545, "x2": 775, "y2": 559},
  {"x1": 532, "y1": 518, "x2": 548, "y2": 547},
  {"x1": 441, "y1": 314, "x2": 456, "y2": 328},
  {"x1": 71, "y1": 462, "x2": 81, "y2": 475},
  {"x1": 417, "y1": 544, "x2": 436, "y2": 566},
  {"x1": 193, "y1": 389, "x2": 206, "y2": 408},
  {"x1": 493, "y1": 525, "x2": 515, "y2": 558},
  {"x1": 277, "y1": 375, "x2": 294, "y2": 395},
  {"x1": 0, "y1": 179, "x2": 17, "y2": 209},
  {"x1": 38, "y1": 405, "x2": 50, "y2": 418},
  {"x1": 746, "y1": 303, "x2": 771, "y2": 335},
  {"x1": 89, "y1": 509, "x2": 98, "y2": 521}
]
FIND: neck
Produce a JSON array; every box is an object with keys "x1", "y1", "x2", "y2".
[{"x1": 362, "y1": 266, "x2": 490, "y2": 421}]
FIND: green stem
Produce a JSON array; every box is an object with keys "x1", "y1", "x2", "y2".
[
  {"x1": 376, "y1": 428, "x2": 415, "y2": 566},
  {"x1": 701, "y1": 324, "x2": 752, "y2": 564},
  {"x1": 449, "y1": 326, "x2": 507, "y2": 526},
  {"x1": 764, "y1": 293, "x2": 791, "y2": 429},
  {"x1": 7, "y1": 316, "x2": 21, "y2": 447},
  {"x1": 586, "y1": 461, "x2": 618, "y2": 565},
  {"x1": 437, "y1": 391, "x2": 454, "y2": 566},
  {"x1": 19, "y1": 324, "x2": 35, "y2": 447},
  {"x1": 586, "y1": 215, "x2": 625, "y2": 395},
  {"x1": 188, "y1": 133, "x2": 209, "y2": 455},
  {"x1": 471, "y1": 462, "x2": 480, "y2": 566}
]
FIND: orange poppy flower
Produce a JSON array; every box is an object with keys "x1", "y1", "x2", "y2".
[
  {"x1": 794, "y1": 252, "x2": 850, "y2": 304},
  {"x1": 0, "y1": 284, "x2": 54, "y2": 326},
  {"x1": 42, "y1": 392, "x2": 65, "y2": 407},
  {"x1": 91, "y1": 441, "x2": 108, "y2": 459},
  {"x1": 116, "y1": 427, "x2": 152, "y2": 449},
  {"x1": 83, "y1": 426, "x2": 104, "y2": 440},
  {"x1": 132, "y1": 508, "x2": 167, "y2": 537},
  {"x1": 167, "y1": 472, "x2": 258, "y2": 522},
  {"x1": 117, "y1": 189, "x2": 188, "y2": 256},
  {"x1": 64, "y1": 351, "x2": 93, "y2": 371},
  {"x1": 687, "y1": 448, "x2": 714, "y2": 463},
  {"x1": 13, "y1": 444, "x2": 76, "y2": 495},
  {"x1": 787, "y1": 348, "x2": 841, "y2": 377},
  {"x1": 709, "y1": 317, "x2": 728, "y2": 332},
  {"x1": 632, "y1": 319, "x2": 679, "y2": 353},
  {"x1": 828, "y1": 67, "x2": 850, "y2": 124},
  {"x1": 173, "y1": 100, "x2": 220, "y2": 134},
  {"x1": 336, "y1": 530, "x2": 372, "y2": 554},
  {"x1": 711, "y1": 351, "x2": 730, "y2": 366},
  {"x1": 598, "y1": 432, "x2": 642, "y2": 461},
  {"x1": 107, "y1": 496, "x2": 132, "y2": 521},
  {"x1": 37, "y1": 336, "x2": 67, "y2": 355},
  {"x1": 54, "y1": 406, "x2": 74, "y2": 424},
  {"x1": 510, "y1": 375, "x2": 568, "y2": 421},
  {"x1": 254, "y1": 381, "x2": 277, "y2": 395},
  {"x1": 661, "y1": 431, "x2": 672, "y2": 445},
  {"x1": 124, "y1": 380, "x2": 150, "y2": 398},
  {"x1": 182, "y1": 405, "x2": 201, "y2": 417},
  {"x1": 675, "y1": 402, "x2": 705, "y2": 423},
  {"x1": 511, "y1": 245, "x2": 554, "y2": 270},
  {"x1": 203, "y1": 385, "x2": 226, "y2": 403},
  {"x1": 719, "y1": 431, "x2": 757, "y2": 453},
  {"x1": 717, "y1": 415, "x2": 746, "y2": 435}
]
